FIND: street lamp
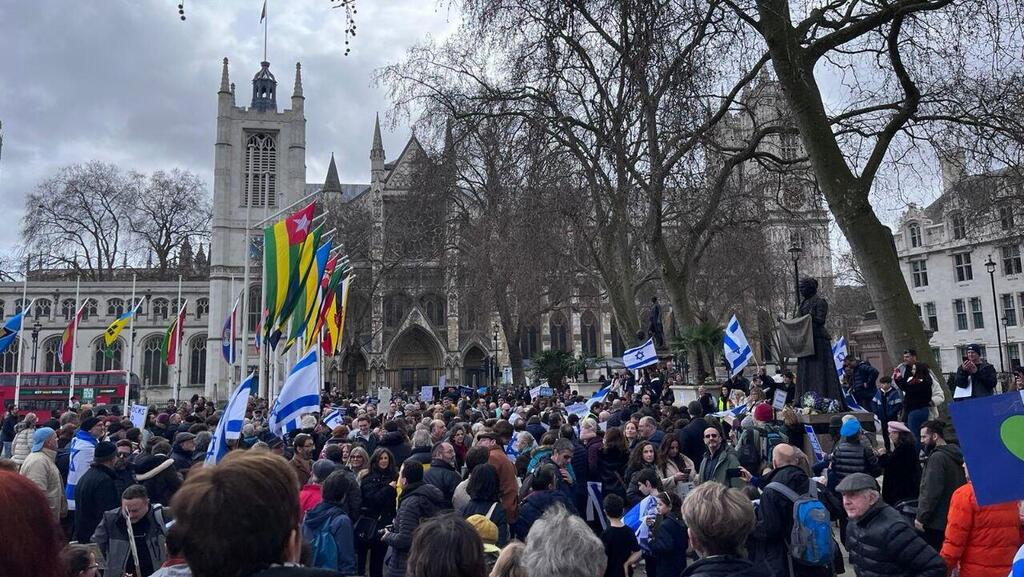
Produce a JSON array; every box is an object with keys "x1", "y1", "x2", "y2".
[
  {"x1": 31, "y1": 322, "x2": 41, "y2": 372},
  {"x1": 492, "y1": 322, "x2": 501, "y2": 389},
  {"x1": 984, "y1": 255, "x2": 1005, "y2": 372},
  {"x1": 788, "y1": 242, "x2": 803, "y2": 315}
]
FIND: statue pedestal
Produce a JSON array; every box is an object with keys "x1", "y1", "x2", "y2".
[{"x1": 798, "y1": 412, "x2": 877, "y2": 461}]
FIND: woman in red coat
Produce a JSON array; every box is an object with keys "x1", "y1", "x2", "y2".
[{"x1": 939, "y1": 472, "x2": 1023, "y2": 577}]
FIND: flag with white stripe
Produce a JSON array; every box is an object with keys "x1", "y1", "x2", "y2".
[
  {"x1": 205, "y1": 372, "x2": 254, "y2": 466},
  {"x1": 586, "y1": 385, "x2": 612, "y2": 409},
  {"x1": 269, "y1": 348, "x2": 321, "y2": 437},
  {"x1": 323, "y1": 408, "x2": 345, "y2": 429},
  {"x1": 623, "y1": 338, "x2": 658, "y2": 370},
  {"x1": 723, "y1": 315, "x2": 752, "y2": 377},
  {"x1": 65, "y1": 430, "x2": 98, "y2": 510},
  {"x1": 833, "y1": 337, "x2": 848, "y2": 379}
]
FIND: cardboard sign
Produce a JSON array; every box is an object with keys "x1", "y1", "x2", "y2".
[
  {"x1": 420, "y1": 386, "x2": 435, "y2": 402},
  {"x1": 377, "y1": 387, "x2": 392, "y2": 407},
  {"x1": 773, "y1": 389, "x2": 788, "y2": 410},
  {"x1": 129, "y1": 404, "x2": 148, "y2": 429}
]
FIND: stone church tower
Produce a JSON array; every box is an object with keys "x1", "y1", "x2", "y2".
[{"x1": 204, "y1": 57, "x2": 307, "y2": 398}]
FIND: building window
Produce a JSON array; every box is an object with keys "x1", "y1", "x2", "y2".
[
  {"x1": 953, "y1": 252, "x2": 973, "y2": 282},
  {"x1": 243, "y1": 132, "x2": 277, "y2": 207},
  {"x1": 931, "y1": 347, "x2": 942, "y2": 372},
  {"x1": 93, "y1": 339, "x2": 122, "y2": 371},
  {"x1": 1000, "y1": 205, "x2": 1015, "y2": 230},
  {"x1": 954, "y1": 299, "x2": 968, "y2": 331},
  {"x1": 951, "y1": 214, "x2": 966, "y2": 240},
  {"x1": 1002, "y1": 245, "x2": 1022, "y2": 276},
  {"x1": 911, "y1": 259, "x2": 928, "y2": 287},
  {"x1": 970, "y1": 297, "x2": 984, "y2": 329},
  {"x1": 142, "y1": 336, "x2": 169, "y2": 386},
  {"x1": 83, "y1": 299, "x2": 98, "y2": 320},
  {"x1": 1008, "y1": 343, "x2": 1021, "y2": 370},
  {"x1": 421, "y1": 295, "x2": 445, "y2": 327},
  {"x1": 1003, "y1": 294, "x2": 1018, "y2": 327},
  {"x1": 0, "y1": 338, "x2": 19, "y2": 372},
  {"x1": 924, "y1": 302, "x2": 939, "y2": 332},
  {"x1": 549, "y1": 312, "x2": 569, "y2": 352},
  {"x1": 32, "y1": 299, "x2": 51, "y2": 320},
  {"x1": 196, "y1": 298, "x2": 209, "y2": 320},
  {"x1": 384, "y1": 296, "x2": 408, "y2": 328},
  {"x1": 189, "y1": 336, "x2": 207, "y2": 385},
  {"x1": 520, "y1": 324, "x2": 539, "y2": 359},
  {"x1": 152, "y1": 298, "x2": 170, "y2": 321},
  {"x1": 248, "y1": 285, "x2": 262, "y2": 333},
  {"x1": 780, "y1": 133, "x2": 799, "y2": 161},
  {"x1": 909, "y1": 224, "x2": 922, "y2": 248},
  {"x1": 43, "y1": 337, "x2": 62, "y2": 372},
  {"x1": 581, "y1": 312, "x2": 599, "y2": 358},
  {"x1": 61, "y1": 299, "x2": 76, "y2": 321},
  {"x1": 107, "y1": 298, "x2": 125, "y2": 317}
]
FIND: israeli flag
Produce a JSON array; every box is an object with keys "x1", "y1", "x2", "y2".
[
  {"x1": 65, "y1": 430, "x2": 98, "y2": 510},
  {"x1": 323, "y1": 408, "x2": 345, "y2": 429},
  {"x1": 622, "y1": 494, "x2": 659, "y2": 552},
  {"x1": 723, "y1": 315, "x2": 752, "y2": 377},
  {"x1": 623, "y1": 338, "x2": 658, "y2": 370},
  {"x1": 711, "y1": 403, "x2": 749, "y2": 419},
  {"x1": 586, "y1": 385, "x2": 611, "y2": 409},
  {"x1": 269, "y1": 348, "x2": 321, "y2": 437},
  {"x1": 205, "y1": 372, "x2": 254, "y2": 466},
  {"x1": 833, "y1": 337, "x2": 848, "y2": 379}
]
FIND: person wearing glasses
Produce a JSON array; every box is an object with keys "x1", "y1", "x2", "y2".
[{"x1": 696, "y1": 426, "x2": 745, "y2": 489}]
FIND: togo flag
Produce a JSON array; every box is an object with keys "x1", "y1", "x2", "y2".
[
  {"x1": 623, "y1": 338, "x2": 658, "y2": 370},
  {"x1": 723, "y1": 315, "x2": 752, "y2": 377},
  {"x1": 205, "y1": 372, "x2": 254, "y2": 466}
]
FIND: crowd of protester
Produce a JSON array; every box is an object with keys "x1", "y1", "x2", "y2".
[{"x1": 1, "y1": 357, "x2": 1023, "y2": 577}]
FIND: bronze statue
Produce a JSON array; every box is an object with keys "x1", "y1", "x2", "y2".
[{"x1": 794, "y1": 277, "x2": 844, "y2": 405}]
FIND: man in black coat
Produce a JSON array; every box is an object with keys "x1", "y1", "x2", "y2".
[
  {"x1": 953, "y1": 344, "x2": 998, "y2": 400},
  {"x1": 838, "y1": 473, "x2": 944, "y2": 577},
  {"x1": 73, "y1": 441, "x2": 121, "y2": 543},
  {"x1": 422, "y1": 442, "x2": 461, "y2": 507},
  {"x1": 676, "y1": 401, "x2": 708, "y2": 469}
]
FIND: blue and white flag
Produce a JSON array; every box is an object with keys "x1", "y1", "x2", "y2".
[
  {"x1": 0, "y1": 303, "x2": 32, "y2": 354},
  {"x1": 323, "y1": 408, "x2": 345, "y2": 429},
  {"x1": 843, "y1": 389, "x2": 882, "y2": 432},
  {"x1": 723, "y1": 315, "x2": 752, "y2": 377},
  {"x1": 623, "y1": 338, "x2": 658, "y2": 370},
  {"x1": 586, "y1": 385, "x2": 612, "y2": 409},
  {"x1": 833, "y1": 337, "x2": 848, "y2": 379},
  {"x1": 622, "y1": 494, "x2": 659, "y2": 552},
  {"x1": 1010, "y1": 542, "x2": 1024, "y2": 577},
  {"x1": 205, "y1": 372, "x2": 254, "y2": 466},
  {"x1": 711, "y1": 403, "x2": 749, "y2": 419},
  {"x1": 585, "y1": 481, "x2": 608, "y2": 529},
  {"x1": 269, "y1": 348, "x2": 321, "y2": 437},
  {"x1": 221, "y1": 292, "x2": 241, "y2": 364},
  {"x1": 65, "y1": 430, "x2": 98, "y2": 510}
]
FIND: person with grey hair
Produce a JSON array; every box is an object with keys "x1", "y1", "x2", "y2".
[
  {"x1": 838, "y1": 472, "x2": 944, "y2": 577},
  {"x1": 11, "y1": 412, "x2": 38, "y2": 467},
  {"x1": 523, "y1": 503, "x2": 606, "y2": 577},
  {"x1": 423, "y1": 441, "x2": 460, "y2": 506},
  {"x1": 406, "y1": 428, "x2": 435, "y2": 468},
  {"x1": 638, "y1": 416, "x2": 664, "y2": 448}
]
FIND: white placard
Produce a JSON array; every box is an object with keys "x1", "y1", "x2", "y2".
[
  {"x1": 566, "y1": 403, "x2": 589, "y2": 418},
  {"x1": 377, "y1": 387, "x2": 392, "y2": 406},
  {"x1": 129, "y1": 404, "x2": 148, "y2": 430},
  {"x1": 420, "y1": 386, "x2": 435, "y2": 402},
  {"x1": 772, "y1": 389, "x2": 788, "y2": 410}
]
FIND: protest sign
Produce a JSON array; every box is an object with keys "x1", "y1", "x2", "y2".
[
  {"x1": 129, "y1": 404, "x2": 148, "y2": 430},
  {"x1": 949, "y1": 391, "x2": 1024, "y2": 505}
]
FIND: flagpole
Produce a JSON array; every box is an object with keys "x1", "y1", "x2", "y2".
[
  {"x1": 228, "y1": 275, "x2": 236, "y2": 397},
  {"x1": 174, "y1": 275, "x2": 183, "y2": 404},
  {"x1": 124, "y1": 274, "x2": 137, "y2": 416},
  {"x1": 13, "y1": 261, "x2": 28, "y2": 408},
  {"x1": 68, "y1": 275, "x2": 81, "y2": 404},
  {"x1": 241, "y1": 144, "x2": 254, "y2": 398},
  {"x1": 259, "y1": 167, "x2": 271, "y2": 399},
  {"x1": 250, "y1": 187, "x2": 321, "y2": 229}
]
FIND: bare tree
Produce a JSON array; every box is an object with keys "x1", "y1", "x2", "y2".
[{"x1": 131, "y1": 169, "x2": 212, "y2": 275}]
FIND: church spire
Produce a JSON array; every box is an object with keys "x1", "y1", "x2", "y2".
[
  {"x1": 292, "y1": 62, "x2": 303, "y2": 99},
  {"x1": 219, "y1": 57, "x2": 231, "y2": 93},
  {"x1": 323, "y1": 153, "x2": 342, "y2": 194},
  {"x1": 371, "y1": 112, "x2": 385, "y2": 178}
]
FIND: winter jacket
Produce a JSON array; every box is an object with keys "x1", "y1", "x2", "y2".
[
  {"x1": 487, "y1": 444, "x2": 520, "y2": 523},
  {"x1": 597, "y1": 445, "x2": 630, "y2": 499},
  {"x1": 939, "y1": 482, "x2": 1023, "y2": 577},
  {"x1": 92, "y1": 504, "x2": 170, "y2": 576},
  {"x1": 300, "y1": 483, "x2": 324, "y2": 519},
  {"x1": 646, "y1": 429, "x2": 665, "y2": 449},
  {"x1": 697, "y1": 445, "x2": 744, "y2": 489},
  {"x1": 845, "y1": 500, "x2": 945, "y2": 577},
  {"x1": 917, "y1": 444, "x2": 966, "y2": 531},
  {"x1": 301, "y1": 501, "x2": 357, "y2": 575},
  {"x1": 377, "y1": 432, "x2": 411, "y2": 464},
  {"x1": 460, "y1": 498, "x2": 509, "y2": 545},
  {"x1": 953, "y1": 362, "x2": 998, "y2": 400},
  {"x1": 753, "y1": 465, "x2": 809, "y2": 577},
  {"x1": 20, "y1": 448, "x2": 66, "y2": 520},
  {"x1": 512, "y1": 489, "x2": 578, "y2": 540},
  {"x1": 681, "y1": 556, "x2": 773, "y2": 577},
  {"x1": 583, "y1": 436, "x2": 604, "y2": 477},
  {"x1": 74, "y1": 463, "x2": 121, "y2": 543},
  {"x1": 829, "y1": 436, "x2": 882, "y2": 488},
  {"x1": 649, "y1": 515, "x2": 688, "y2": 577},
  {"x1": 170, "y1": 444, "x2": 193, "y2": 474},
  {"x1": 11, "y1": 422, "x2": 34, "y2": 466},
  {"x1": 893, "y1": 362, "x2": 933, "y2": 412},
  {"x1": 625, "y1": 463, "x2": 658, "y2": 508},
  {"x1": 848, "y1": 361, "x2": 880, "y2": 404},
  {"x1": 879, "y1": 441, "x2": 920, "y2": 507},
  {"x1": 873, "y1": 387, "x2": 904, "y2": 425},
  {"x1": 359, "y1": 468, "x2": 397, "y2": 526},
  {"x1": 134, "y1": 453, "x2": 183, "y2": 506},
  {"x1": 422, "y1": 459, "x2": 461, "y2": 507},
  {"x1": 404, "y1": 446, "x2": 433, "y2": 468},
  {"x1": 382, "y1": 481, "x2": 445, "y2": 577},
  {"x1": 676, "y1": 417, "x2": 708, "y2": 470}
]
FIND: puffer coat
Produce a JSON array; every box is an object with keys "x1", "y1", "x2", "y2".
[
  {"x1": 939, "y1": 482, "x2": 1023, "y2": 577},
  {"x1": 845, "y1": 500, "x2": 945, "y2": 577}
]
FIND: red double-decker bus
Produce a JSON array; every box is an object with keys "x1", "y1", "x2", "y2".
[{"x1": 0, "y1": 371, "x2": 141, "y2": 413}]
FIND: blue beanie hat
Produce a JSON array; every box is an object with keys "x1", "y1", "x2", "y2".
[{"x1": 840, "y1": 419, "x2": 862, "y2": 437}]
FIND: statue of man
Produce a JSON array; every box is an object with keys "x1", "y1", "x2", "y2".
[
  {"x1": 648, "y1": 297, "x2": 665, "y2": 349},
  {"x1": 794, "y1": 277, "x2": 844, "y2": 405}
]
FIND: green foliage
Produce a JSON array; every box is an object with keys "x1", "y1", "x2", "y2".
[
  {"x1": 530, "y1": 349, "x2": 580, "y2": 389},
  {"x1": 671, "y1": 322, "x2": 724, "y2": 381}
]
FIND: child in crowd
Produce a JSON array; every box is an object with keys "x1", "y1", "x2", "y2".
[{"x1": 601, "y1": 493, "x2": 642, "y2": 577}]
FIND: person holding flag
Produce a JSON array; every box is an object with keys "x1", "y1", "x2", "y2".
[
  {"x1": 205, "y1": 373, "x2": 254, "y2": 466},
  {"x1": 723, "y1": 314, "x2": 753, "y2": 379},
  {"x1": 268, "y1": 347, "x2": 321, "y2": 438}
]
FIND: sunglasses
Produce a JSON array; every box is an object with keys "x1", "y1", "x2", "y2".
[{"x1": 704, "y1": 433, "x2": 720, "y2": 439}]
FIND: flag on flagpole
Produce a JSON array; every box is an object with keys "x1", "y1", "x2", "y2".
[
  {"x1": 264, "y1": 201, "x2": 317, "y2": 334},
  {"x1": 0, "y1": 301, "x2": 33, "y2": 355},
  {"x1": 222, "y1": 293, "x2": 241, "y2": 364},
  {"x1": 59, "y1": 300, "x2": 90, "y2": 366},
  {"x1": 260, "y1": 0, "x2": 267, "y2": 22},
  {"x1": 268, "y1": 347, "x2": 321, "y2": 437},
  {"x1": 205, "y1": 372, "x2": 254, "y2": 466},
  {"x1": 586, "y1": 385, "x2": 612, "y2": 409},
  {"x1": 833, "y1": 337, "x2": 848, "y2": 379},
  {"x1": 162, "y1": 301, "x2": 188, "y2": 366},
  {"x1": 254, "y1": 308, "x2": 267, "y2": 352},
  {"x1": 311, "y1": 256, "x2": 340, "y2": 352},
  {"x1": 290, "y1": 236, "x2": 332, "y2": 344},
  {"x1": 335, "y1": 273, "x2": 352, "y2": 353},
  {"x1": 623, "y1": 338, "x2": 658, "y2": 370},
  {"x1": 103, "y1": 299, "x2": 143, "y2": 352},
  {"x1": 723, "y1": 315, "x2": 753, "y2": 377}
]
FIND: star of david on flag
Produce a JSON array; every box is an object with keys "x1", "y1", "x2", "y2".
[
  {"x1": 623, "y1": 338, "x2": 658, "y2": 370},
  {"x1": 723, "y1": 315, "x2": 752, "y2": 377},
  {"x1": 833, "y1": 337, "x2": 848, "y2": 379}
]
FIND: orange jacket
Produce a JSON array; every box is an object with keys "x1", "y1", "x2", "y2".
[
  {"x1": 939, "y1": 482, "x2": 1023, "y2": 577},
  {"x1": 488, "y1": 444, "x2": 519, "y2": 523}
]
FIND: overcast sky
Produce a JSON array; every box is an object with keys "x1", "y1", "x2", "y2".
[{"x1": 0, "y1": 0, "x2": 459, "y2": 251}]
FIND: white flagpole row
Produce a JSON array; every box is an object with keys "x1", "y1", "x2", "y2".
[
  {"x1": 174, "y1": 275, "x2": 184, "y2": 404},
  {"x1": 68, "y1": 275, "x2": 81, "y2": 404},
  {"x1": 124, "y1": 275, "x2": 138, "y2": 416}
]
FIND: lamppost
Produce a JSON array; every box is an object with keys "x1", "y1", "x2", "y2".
[
  {"x1": 31, "y1": 322, "x2": 41, "y2": 372},
  {"x1": 492, "y1": 322, "x2": 500, "y2": 389},
  {"x1": 984, "y1": 255, "x2": 1005, "y2": 372},
  {"x1": 788, "y1": 243, "x2": 803, "y2": 315}
]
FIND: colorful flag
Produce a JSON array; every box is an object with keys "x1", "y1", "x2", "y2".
[
  {"x1": 948, "y1": 391, "x2": 1024, "y2": 506},
  {"x1": 288, "y1": 235, "x2": 331, "y2": 345},
  {"x1": 59, "y1": 300, "x2": 90, "y2": 367},
  {"x1": 254, "y1": 308, "x2": 267, "y2": 352},
  {"x1": 222, "y1": 292, "x2": 241, "y2": 364},
  {"x1": 103, "y1": 299, "x2": 143, "y2": 350},
  {"x1": 263, "y1": 201, "x2": 316, "y2": 334},
  {"x1": 309, "y1": 255, "x2": 340, "y2": 351},
  {"x1": 0, "y1": 302, "x2": 32, "y2": 355},
  {"x1": 162, "y1": 300, "x2": 188, "y2": 366}
]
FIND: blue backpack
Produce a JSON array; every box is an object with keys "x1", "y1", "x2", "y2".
[
  {"x1": 308, "y1": 516, "x2": 340, "y2": 570},
  {"x1": 765, "y1": 481, "x2": 833, "y2": 567}
]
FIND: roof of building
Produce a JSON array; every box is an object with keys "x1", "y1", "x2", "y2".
[{"x1": 304, "y1": 182, "x2": 370, "y2": 203}]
